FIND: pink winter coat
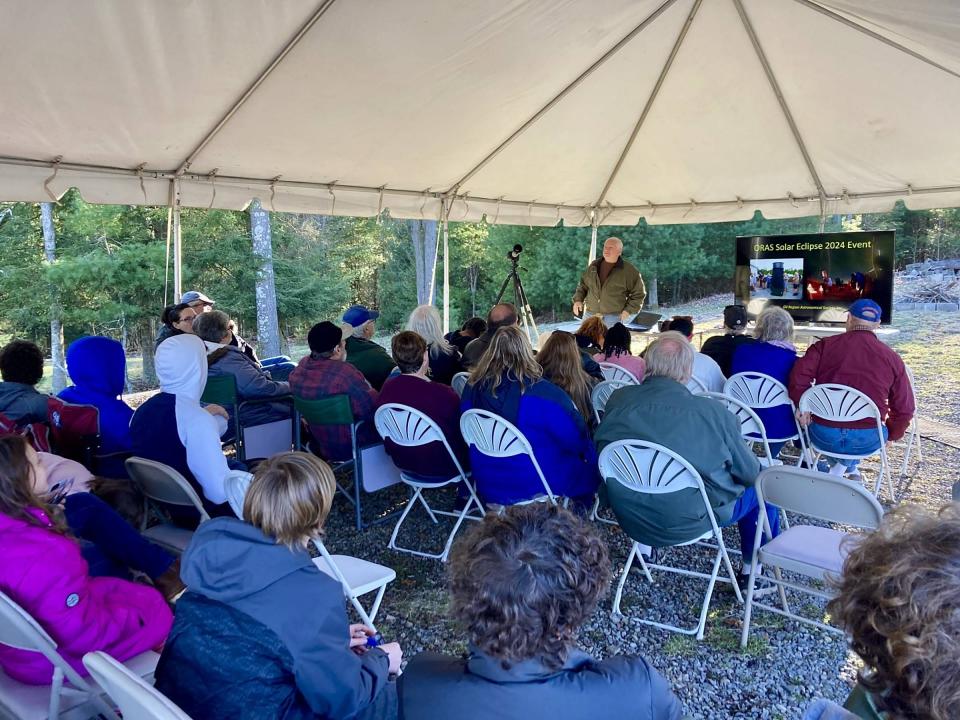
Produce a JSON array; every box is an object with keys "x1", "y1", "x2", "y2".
[{"x1": 0, "y1": 508, "x2": 172, "y2": 684}]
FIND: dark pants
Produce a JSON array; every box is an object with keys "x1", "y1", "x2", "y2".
[
  {"x1": 725, "y1": 487, "x2": 780, "y2": 559},
  {"x1": 64, "y1": 492, "x2": 175, "y2": 580},
  {"x1": 357, "y1": 679, "x2": 397, "y2": 720}
]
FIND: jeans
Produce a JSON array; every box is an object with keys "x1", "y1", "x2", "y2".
[
  {"x1": 725, "y1": 487, "x2": 780, "y2": 559},
  {"x1": 808, "y1": 423, "x2": 887, "y2": 471},
  {"x1": 64, "y1": 492, "x2": 175, "y2": 580}
]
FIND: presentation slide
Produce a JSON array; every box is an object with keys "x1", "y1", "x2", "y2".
[{"x1": 734, "y1": 231, "x2": 895, "y2": 324}]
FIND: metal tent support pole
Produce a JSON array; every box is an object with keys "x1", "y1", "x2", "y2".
[
  {"x1": 441, "y1": 197, "x2": 451, "y2": 334},
  {"x1": 588, "y1": 209, "x2": 599, "y2": 264},
  {"x1": 171, "y1": 179, "x2": 183, "y2": 301}
]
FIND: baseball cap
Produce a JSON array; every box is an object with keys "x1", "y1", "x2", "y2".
[
  {"x1": 307, "y1": 321, "x2": 354, "y2": 354},
  {"x1": 723, "y1": 304, "x2": 748, "y2": 330},
  {"x1": 342, "y1": 305, "x2": 380, "y2": 328},
  {"x1": 849, "y1": 298, "x2": 882, "y2": 323},
  {"x1": 180, "y1": 290, "x2": 214, "y2": 306}
]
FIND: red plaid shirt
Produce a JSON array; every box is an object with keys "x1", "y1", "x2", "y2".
[{"x1": 290, "y1": 355, "x2": 378, "y2": 461}]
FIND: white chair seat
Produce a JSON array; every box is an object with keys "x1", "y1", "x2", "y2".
[
  {"x1": 312, "y1": 555, "x2": 397, "y2": 598},
  {"x1": 0, "y1": 651, "x2": 158, "y2": 720},
  {"x1": 141, "y1": 525, "x2": 195, "y2": 553},
  {"x1": 759, "y1": 525, "x2": 854, "y2": 578},
  {"x1": 398, "y1": 471, "x2": 463, "y2": 488}
]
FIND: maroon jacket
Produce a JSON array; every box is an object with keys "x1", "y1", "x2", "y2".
[{"x1": 788, "y1": 329, "x2": 914, "y2": 441}]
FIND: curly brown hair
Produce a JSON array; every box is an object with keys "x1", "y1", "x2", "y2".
[
  {"x1": 448, "y1": 503, "x2": 611, "y2": 670},
  {"x1": 828, "y1": 503, "x2": 960, "y2": 720}
]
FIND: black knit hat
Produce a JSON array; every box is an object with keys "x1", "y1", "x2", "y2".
[{"x1": 307, "y1": 321, "x2": 352, "y2": 353}]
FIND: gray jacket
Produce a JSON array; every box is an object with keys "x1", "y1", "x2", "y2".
[
  {"x1": 206, "y1": 344, "x2": 291, "y2": 427},
  {"x1": 0, "y1": 382, "x2": 48, "y2": 424}
]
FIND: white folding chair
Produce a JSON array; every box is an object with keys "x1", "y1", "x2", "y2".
[
  {"x1": 798, "y1": 383, "x2": 894, "y2": 501},
  {"x1": 125, "y1": 457, "x2": 211, "y2": 553},
  {"x1": 740, "y1": 466, "x2": 884, "y2": 647},
  {"x1": 82, "y1": 652, "x2": 192, "y2": 720},
  {"x1": 460, "y1": 409, "x2": 558, "y2": 506},
  {"x1": 223, "y1": 473, "x2": 396, "y2": 630},
  {"x1": 375, "y1": 404, "x2": 484, "y2": 561},
  {"x1": 686, "y1": 375, "x2": 708, "y2": 395},
  {"x1": 598, "y1": 362, "x2": 639, "y2": 385},
  {"x1": 724, "y1": 372, "x2": 808, "y2": 465},
  {"x1": 451, "y1": 372, "x2": 470, "y2": 397},
  {"x1": 700, "y1": 392, "x2": 775, "y2": 466},
  {"x1": 892, "y1": 365, "x2": 923, "y2": 480},
  {"x1": 590, "y1": 379, "x2": 629, "y2": 425},
  {"x1": 0, "y1": 590, "x2": 158, "y2": 720},
  {"x1": 600, "y1": 440, "x2": 741, "y2": 640}
]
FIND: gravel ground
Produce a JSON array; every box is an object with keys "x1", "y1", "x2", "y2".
[{"x1": 316, "y1": 308, "x2": 959, "y2": 720}]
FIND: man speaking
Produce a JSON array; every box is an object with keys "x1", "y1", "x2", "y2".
[{"x1": 572, "y1": 236, "x2": 646, "y2": 325}]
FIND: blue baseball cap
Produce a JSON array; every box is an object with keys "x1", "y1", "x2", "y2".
[
  {"x1": 342, "y1": 305, "x2": 380, "y2": 327},
  {"x1": 849, "y1": 298, "x2": 882, "y2": 322}
]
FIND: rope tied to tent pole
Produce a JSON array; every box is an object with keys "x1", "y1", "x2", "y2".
[
  {"x1": 842, "y1": 188, "x2": 850, "y2": 205},
  {"x1": 418, "y1": 190, "x2": 431, "y2": 220},
  {"x1": 682, "y1": 198, "x2": 698, "y2": 219},
  {"x1": 458, "y1": 192, "x2": 471, "y2": 221},
  {"x1": 269, "y1": 175, "x2": 282, "y2": 212},
  {"x1": 736, "y1": 196, "x2": 744, "y2": 209},
  {"x1": 493, "y1": 196, "x2": 504, "y2": 225},
  {"x1": 376, "y1": 185, "x2": 386, "y2": 223},
  {"x1": 527, "y1": 201, "x2": 535, "y2": 230},
  {"x1": 787, "y1": 192, "x2": 799, "y2": 208},
  {"x1": 327, "y1": 182, "x2": 337, "y2": 216},
  {"x1": 136, "y1": 163, "x2": 148, "y2": 204},
  {"x1": 42, "y1": 156, "x2": 63, "y2": 203},
  {"x1": 207, "y1": 169, "x2": 219, "y2": 210}
]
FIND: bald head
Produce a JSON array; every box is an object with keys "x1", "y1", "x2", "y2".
[
  {"x1": 645, "y1": 331, "x2": 694, "y2": 384},
  {"x1": 488, "y1": 303, "x2": 519, "y2": 331}
]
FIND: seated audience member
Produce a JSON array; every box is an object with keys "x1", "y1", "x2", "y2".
[
  {"x1": 730, "y1": 306, "x2": 798, "y2": 459},
  {"x1": 537, "y1": 331, "x2": 595, "y2": 427},
  {"x1": 377, "y1": 331, "x2": 468, "y2": 478},
  {"x1": 407, "y1": 305, "x2": 462, "y2": 385},
  {"x1": 574, "y1": 315, "x2": 607, "y2": 356},
  {"x1": 340, "y1": 304, "x2": 396, "y2": 390},
  {"x1": 461, "y1": 326, "x2": 599, "y2": 507},
  {"x1": 155, "y1": 302, "x2": 199, "y2": 349},
  {"x1": 444, "y1": 317, "x2": 487, "y2": 355},
  {"x1": 0, "y1": 435, "x2": 173, "y2": 685},
  {"x1": 461, "y1": 303, "x2": 519, "y2": 369},
  {"x1": 289, "y1": 321, "x2": 378, "y2": 461},
  {"x1": 664, "y1": 316, "x2": 725, "y2": 393},
  {"x1": 595, "y1": 332, "x2": 778, "y2": 576},
  {"x1": 789, "y1": 299, "x2": 914, "y2": 480},
  {"x1": 594, "y1": 322, "x2": 645, "y2": 381},
  {"x1": 399, "y1": 503, "x2": 682, "y2": 719},
  {"x1": 0, "y1": 340, "x2": 49, "y2": 424},
  {"x1": 823, "y1": 504, "x2": 960, "y2": 720},
  {"x1": 59, "y1": 336, "x2": 134, "y2": 459},
  {"x1": 700, "y1": 304, "x2": 755, "y2": 377},
  {"x1": 129, "y1": 334, "x2": 236, "y2": 515},
  {"x1": 155, "y1": 452, "x2": 401, "y2": 720},
  {"x1": 193, "y1": 310, "x2": 291, "y2": 428}
]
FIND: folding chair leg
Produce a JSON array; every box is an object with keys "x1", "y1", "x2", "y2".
[
  {"x1": 49, "y1": 666, "x2": 63, "y2": 720},
  {"x1": 740, "y1": 564, "x2": 759, "y2": 648},
  {"x1": 694, "y1": 549, "x2": 724, "y2": 640},
  {"x1": 612, "y1": 542, "x2": 640, "y2": 617},
  {"x1": 415, "y1": 489, "x2": 439, "y2": 524},
  {"x1": 719, "y1": 540, "x2": 743, "y2": 603},
  {"x1": 772, "y1": 565, "x2": 790, "y2": 613},
  {"x1": 349, "y1": 595, "x2": 375, "y2": 630},
  {"x1": 368, "y1": 583, "x2": 388, "y2": 625}
]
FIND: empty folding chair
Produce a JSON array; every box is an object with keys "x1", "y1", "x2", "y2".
[
  {"x1": 700, "y1": 392, "x2": 775, "y2": 466},
  {"x1": 598, "y1": 362, "x2": 639, "y2": 385},
  {"x1": 590, "y1": 379, "x2": 630, "y2": 425},
  {"x1": 82, "y1": 651, "x2": 192, "y2": 720},
  {"x1": 223, "y1": 472, "x2": 396, "y2": 630},
  {"x1": 375, "y1": 404, "x2": 484, "y2": 561},
  {"x1": 740, "y1": 466, "x2": 884, "y2": 647},
  {"x1": 600, "y1": 440, "x2": 741, "y2": 640},
  {"x1": 200, "y1": 375, "x2": 294, "y2": 462},
  {"x1": 125, "y1": 457, "x2": 210, "y2": 554},
  {"x1": 460, "y1": 409, "x2": 558, "y2": 507},
  {"x1": 798, "y1": 383, "x2": 894, "y2": 500},
  {"x1": 451, "y1": 372, "x2": 470, "y2": 398},
  {"x1": 725, "y1": 372, "x2": 808, "y2": 465},
  {"x1": 0, "y1": 590, "x2": 158, "y2": 720}
]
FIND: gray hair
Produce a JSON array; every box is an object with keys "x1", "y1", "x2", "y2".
[
  {"x1": 193, "y1": 309, "x2": 231, "y2": 344},
  {"x1": 604, "y1": 236, "x2": 624, "y2": 251},
  {"x1": 407, "y1": 304, "x2": 453, "y2": 353},
  {"x1": 754, "y1": 306, "x2": 794, "y2": 343},
  {"x1": 644, "y1": 331, "x2": 694, "y2": 384}
]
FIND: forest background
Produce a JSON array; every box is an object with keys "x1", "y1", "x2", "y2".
[{"x1": 1, "y1": 189, "x2": 957, "y2": 389}]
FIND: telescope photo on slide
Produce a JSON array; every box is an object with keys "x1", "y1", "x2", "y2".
[{"x1": 749, "y1": 258, "x2": 803, "y2": 300}]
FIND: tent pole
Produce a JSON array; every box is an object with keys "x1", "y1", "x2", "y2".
[
  {"x1": 171, "y1": 179, "x2": 183, "y2": 301},
  {"x1": 588, "y1": 209, "x2": 599, "y2": 264},
  {"x1": 441, "y1": 197, "x2": 451, "y2": 334}
]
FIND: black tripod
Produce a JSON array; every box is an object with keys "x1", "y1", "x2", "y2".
[{"x1": 495, "y1": 245, "x2": 540, "y2": 347}]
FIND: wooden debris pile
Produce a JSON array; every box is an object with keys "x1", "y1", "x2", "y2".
[{"x1": 895, "y1": 272, "x2": 960, "y2": 303}]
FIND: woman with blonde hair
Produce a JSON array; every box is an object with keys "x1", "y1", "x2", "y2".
[
  {"x1": 461, "y1": 326, "x2": 599, "y2": 508},
  {"x1": 537, "y1": 331, "x2": 595, "y2": 426},
  {"x1": 407, "y1": 304, "x2": 462, "y2": 384}
]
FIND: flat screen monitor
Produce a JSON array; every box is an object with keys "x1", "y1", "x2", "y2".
[{"x1": 734, "y1": 231, "x2": 895, "y2": 324}]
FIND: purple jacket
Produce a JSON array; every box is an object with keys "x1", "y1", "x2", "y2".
[{"x1": 0, "y1": 508, "x2": 172, "y2": 684}]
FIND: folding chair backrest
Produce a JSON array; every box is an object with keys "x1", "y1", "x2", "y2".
[
  {"x1": 905, "y1": 365, "x2": 919, "y2": 407},
  {"x1": 224, "y1": 471, "x2": 253, "y2": 520},
  {"x1": 46, "y1": 397, "x2": 100, "y2": 463},
  {"x1": 598, "y1": 362, "x2": 639, "y2": 384},
  {"x1": 200, "y1": 375, "x2": 238, "y2": 407},
  {"x1": 460, "y1": 409, "x2": 534, "y2": 459},
  {"x1": 294, "y1": 394, "x2": 354, "y2": 426},
  {"x1": 451, "y1": 372, "x2": 470, "y2": 397},
  {"x1": 798, "y1": 383, "x2": 881, "y2": 424},
  {"x1": 591, "y1": 380, "x2": 629, "y2": 419},
  {"x1": 375, "y1": 403, "x2": 467, "y2": 479},
  {"x1": 0, "y1": 590, "x2": 58, "y2": 654},
  {"x1": 598, "y1": 440, "x2": 701, "y2": 495},
  {"x1": 700, "y1": 392, "x2": 766, "y2": 441},
  {"x1": 83, "y1": 651, "x2": 193, "y2": 720},
  {"x1": 757, "y1": 466, "x2": 883, "y2": 529},
  {"x1": 687, "y1": 375, "x2": 708, "y2": 394},
  {"x1": 725, "y1": 372, "x2": 794, "y2": 410},
  {"x1": 125, "y1": 457, "x2": 210, "y2": 521}
]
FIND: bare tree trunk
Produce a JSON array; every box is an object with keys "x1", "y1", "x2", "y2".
[
  {"x1": 249, "y1": 199, "x2": 281, "y2": 358},
  {"x1": 141, "y1": 319, "x2": 157, "y2": 387},
  {"x1": 647, "y1": 276, "x2": 659, "y2": 308},
  {"x1": 408, "y1": 219, "x2": 439, "y2": 305},
  {"x1": 40, "y1": 203, "x2": 67, "y2": 393}
]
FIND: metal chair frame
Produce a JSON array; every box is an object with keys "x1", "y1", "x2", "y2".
[
  {"x1": 597, "y1": 362, "x2": 640, "y2": 385},
  {"x1": 201, "y1": 374, "x2": 294, "y2": 462}
]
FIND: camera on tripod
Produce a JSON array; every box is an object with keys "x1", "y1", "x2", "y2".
[{"x1": 506, "y1": 244, "x2": 523, "y2": 261}]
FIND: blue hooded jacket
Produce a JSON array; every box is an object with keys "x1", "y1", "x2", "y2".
[{"x1": 59, "y1": 336, "x2": 133, "y2": 455}]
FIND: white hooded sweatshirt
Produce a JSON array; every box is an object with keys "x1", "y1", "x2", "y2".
[{"x1": 154, "y1": 334, "x2": 234, "y2": 505}]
